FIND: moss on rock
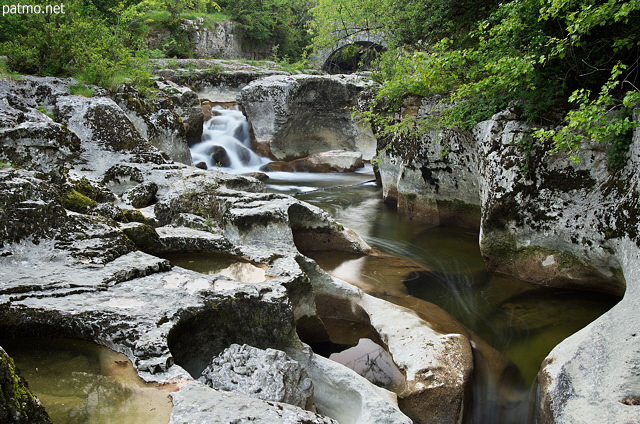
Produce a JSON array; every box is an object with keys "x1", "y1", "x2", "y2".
[
  {"x1": 61, "y1": 189, "x2": 98, "y2": 213},
  {"x1": 0, "y1": 347, "x2": 52, "y2": 424}
]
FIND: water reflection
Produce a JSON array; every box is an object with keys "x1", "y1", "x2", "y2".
[
  {"x1": 0, "y1": 338, "x2": 175, "y2": 424},
  {"x1": 159, "y1": 252, "x2": 269, "y2": 283},
  {"x1": 267, "y1": 169, "x2": 619, "y2": 423}
]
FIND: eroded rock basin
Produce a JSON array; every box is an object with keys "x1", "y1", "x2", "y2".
[{"x1": 0, "y1": 338, "x2": 175, "y2": 424}]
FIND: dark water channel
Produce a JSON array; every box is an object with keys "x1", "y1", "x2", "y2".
[{"x1": 264, "y1": 167, "x2": 620, "y2": 423}]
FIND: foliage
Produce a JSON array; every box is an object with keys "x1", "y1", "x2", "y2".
[
  {"x1": 69, "y1": 84, "x2": 95, "y2": 97},
  {"x1": 326, "y1": 0, "x2": 640, "y2": 168},
  {"x1": 533, "y1": 64, "x2": 640, "y2": 170},
  {"x1": 0, "y1": 0, "x2": 152, "y2": 89},
  {"x1": 218, "y1": 0, "x2": 312, "y2": 60}
]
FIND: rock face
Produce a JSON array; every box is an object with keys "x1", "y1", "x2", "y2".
[
  {"x1": 112, "y1": 80, "x2": 201, "y2": 164},
  {"x1": 199, "y1": 344, "x2": 314, "y2": 409},
  {"x1": 187, "y1": 19, "x2": 243, "y2": 59},
  {"x1": 152, "y1": 59, "x2": 289, "y2": 103},
  {"x1": 261, "y1": 150, "x2": 364, "y2": 173},
  {"x1": 0, "y1": 346, "x2": 52, "y2": 424},
  {"x1": 239, "y1": 74, "x2": 378, "y2": 161},
  {"x1": 377, "y1": 96, "x2": 481, "y2": 229},
  {"x1": 377, "y1": 96, "x2": 640, "y2": 422}
]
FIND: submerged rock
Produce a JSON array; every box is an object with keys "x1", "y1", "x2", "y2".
[{"x1": 199, "y1": 344, "x2": 313, "y2": 409}]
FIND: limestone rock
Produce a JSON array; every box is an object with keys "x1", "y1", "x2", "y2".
[
  {"x1": 123, "y1": 182, "x2": 159, "y2": 208},
  {"x1": 0, "y1": 168, "x2": 67, "y2": 245},
  {"x1": 199, "y1": 344, "x2": 313, "y2": 409},
  {"x1": 238, "y1": 74, "x2": 377, "y2": 161},
  {"x1": 0, "y1": 346, "x2": 52, "y2": 424},
  {"x1": 170, "y1": 383, "x2": 337, "y2": 424},
  {"x1": 261, "y1": 150, "x2": 364, "y2": 173},
  {"x1": 0, "y1": 80, "x2": 81, "y2": 182},
  {"x1": 377, "y1": 97, "x2": 481, "y2": 228},
  {"x1": 112, "y1": 81, "x2": 200, "y2": 164},
  {"x1": 187, "y1": 19, "x2": 243, "y2": 59},
  {"x1": 55, "y1": 95, "x2": 149, "y2": 152}
]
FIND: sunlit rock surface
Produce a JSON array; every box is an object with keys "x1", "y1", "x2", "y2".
[{"x1": 199, "y1": 344, "x2": 314, "y2": 409}]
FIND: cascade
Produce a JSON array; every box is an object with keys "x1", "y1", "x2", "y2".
[{"x1": 190, "y1": 107, "x2": 270, "y2": 172}]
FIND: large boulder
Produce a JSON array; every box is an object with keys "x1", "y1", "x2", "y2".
[
  {"x1": 261, "y1": 150, "x2": 364, "y2": 173},
  {"x1": 0, "y1": 79, "x2": 81, "y2": 182},
  {"x1": 377, "y1": 96, "x2": 481, "y2": 229},
  {"x1": 238, "y1": 74, "x2": 377, "y2": 161},
  {"x1": 199, "y1": 343, "x2": 314, "y2": 409},
  {"x1": 112, "y1": 80, "x2": 201, "y2": 164}
]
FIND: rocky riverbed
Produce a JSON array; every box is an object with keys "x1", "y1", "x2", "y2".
[
  {"x1": 1, "y1": 61, "x2": 638, "y2": 424},
  {"x1": 0, "y1": 70, "x2": 475, "y2": 424}
]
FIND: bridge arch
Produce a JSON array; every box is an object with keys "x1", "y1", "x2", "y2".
[{"x1": 312, "y1": 30, "x2": 387, "y2": 72}]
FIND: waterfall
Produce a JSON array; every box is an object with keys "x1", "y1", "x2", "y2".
[{"x1": 190, "y1": 107, "x2": 270, "y2": 173}]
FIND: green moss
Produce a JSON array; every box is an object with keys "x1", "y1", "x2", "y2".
[
  {"x1": 121, "y1": 223, "x2": 162, "y2": 253},
  {"x1": 61, "y1": 189, "x2": 98, "y2": 212},
  {"x1": 118, "y1": 209, "x2": 148, "y2": 224},
  {"x1": 0, "y1": 348, "x2": 52, "y2": 423},
  {"x1": 404, "y1": 192, "x2": 418, "y2": 201},
  {"x1": 437, "y1": 198, "x2": 481, "y2": 215}
]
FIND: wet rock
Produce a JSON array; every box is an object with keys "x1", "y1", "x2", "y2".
[
  {"x1": 377, "y1": 96, "x2": 640, "y2": 423},
  {"x1": 239, "y1": 74, "x2": 377, "y2": 161},
  {"x1": 211, "y1": 145, "x2": 230, "y2": 167},
  {"x1": 199, "y1": 343, "x2": 313, "y2": 409},
  {"x1": 243, "y1": 172, "x2": 269, "y2": 181},
  {"x1": 261, "y1": 150, "x2": 364, "y2": 173},
  {"x1": 123, "y1": 182, "x2": 159, "y2": 208},
  {"x1": 0, "y1": 346, "x2": 52, "y2": 424},
  {"x1": 298, "y1": 256, "x2": 472, "y2": 424}
]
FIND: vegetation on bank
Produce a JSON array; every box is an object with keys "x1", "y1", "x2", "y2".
[
  {"x1": 0, "y1": 0, "x2": 312, "y2": 89},
  {"x1": 312, "y1": 0, "x2": 640, "y2": 170}
]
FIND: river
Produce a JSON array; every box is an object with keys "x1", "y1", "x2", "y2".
[{"x1": 197, "y1": 107, "x2": 619, "y2": 423}]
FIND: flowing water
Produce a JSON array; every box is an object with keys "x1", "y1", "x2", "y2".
[
  {"x1": 190, "y1": 107, "x2": 270, "y2": 172},
  {"x1": 191, "y1": 108, "x2": 620, "y2": 423},
  {"x1": 0, "y1": 338, "x2": 175, "y2": 424}
]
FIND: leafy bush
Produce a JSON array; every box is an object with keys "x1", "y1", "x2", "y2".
[
  {"x1": 328, "y1": 0, "x2": 640, "y2": 167},
  {"x1": 0, "y1": 0, "x2": 152, "y2": 89}
]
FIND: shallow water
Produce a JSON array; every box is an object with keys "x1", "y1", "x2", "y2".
[
  {"x1": 160, "y1": 252, "x2": 269, "y2": 283},
  {"x1": 0, "y1": 338, "x2": 175, "y2": 424},
  {"x1": 267, "y1": 169, "x2": 619, "y2": 423}
]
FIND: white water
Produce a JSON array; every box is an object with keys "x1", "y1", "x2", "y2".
[{"x1": 190, "y1": 107, "x2": 270, "y2": 173}]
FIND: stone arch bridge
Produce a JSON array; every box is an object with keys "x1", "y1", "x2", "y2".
[{"x1": 311, "y1": 29, "x2": 387, "y2": 71}]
